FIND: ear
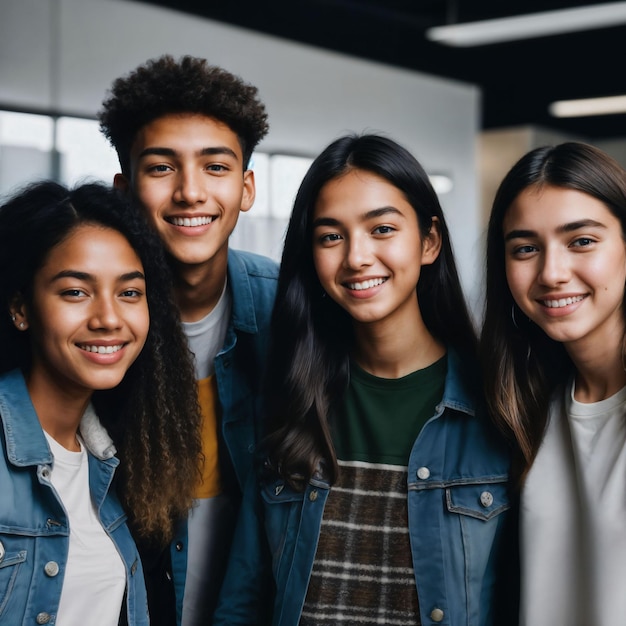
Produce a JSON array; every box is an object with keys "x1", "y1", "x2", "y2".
[
  {"x1": 114, "y1": 173, "x2": 130, "y2": 195},
  {"x1": 8, "y1": 295, "x2": 29, "y2": 331},
  {"x1": 240, "y1": 169, "x2": 256, "y2": 214},
  {"x1": 421, "y1": 216, "x2": 443, "y2": 266}
]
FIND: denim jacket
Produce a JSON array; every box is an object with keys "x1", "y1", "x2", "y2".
[
  {"x1": 214, "y1": 350, "x2": 515, "y2": 626},
  {"x1": 169, "y1": 249, "x2": 279, "y2": 622},
  {"x1": 0, "y1": 369, "x2": 149, "y2": 626}
]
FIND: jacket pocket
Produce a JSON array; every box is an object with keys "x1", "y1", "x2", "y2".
[
  {"x1": 445, "y1": 482, "x2": 510, "y2": 521},
  {"x1": 0, "y1": 541, "x2": 27, "y2": 616}
]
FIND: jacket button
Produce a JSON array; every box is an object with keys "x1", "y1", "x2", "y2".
[
  {"x1": 41, "y1": 468, "x2": 51, "y2": 479},
  {"x1": 44, "y1": 561, "x2": 59, "y2": 577},
  {"x1": 480, "y1": 491, "x2": 494, "y2": 507},
  {"x1": 0, "y1": 540, "x2": 4, "y2": 563},
  {"x1": 309, "y1": 490, "x2": 318, "y2": 502},
  {"x1": 175, "y1": 542, "x2": 184, "y2": 551},
  {"x1": 417, "y1": 466, "x2": 430, "y2": 480},
  {"x1": 430, "y1": 607, "x2": 444, "y2": 622},
  {"x1": 36, "y1": 613, "x2": 51, "y2": 624}
]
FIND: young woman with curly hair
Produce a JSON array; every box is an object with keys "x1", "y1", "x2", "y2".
[{"x1": 0, "y1": 181, "x2": 201, "y2": 626}]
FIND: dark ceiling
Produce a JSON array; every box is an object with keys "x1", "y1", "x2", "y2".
[{"x1": 139, "y1": 0, "x2": 626, "y2": 140}]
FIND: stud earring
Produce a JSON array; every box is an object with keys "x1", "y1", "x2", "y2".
[
  {"x1": 18, "y1": 322, "x2": 25, "y2": 329},
  {"x1": 10, "y1": 314, "x2": 16, "y2": 322}
]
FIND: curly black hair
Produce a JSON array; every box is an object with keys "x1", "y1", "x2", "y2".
[
  {"x1": 98, "y1": 54, "x2": 269, "y2": 175},
  {"x1": 0, "y1": 181, "x2": 203, "y2": 544}
]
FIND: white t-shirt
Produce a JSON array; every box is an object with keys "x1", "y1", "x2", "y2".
[
  {"x1": 520, "y1": 380, "x2": 626, "y2": 626},
  {"x1": 45, "y1": 432, "x2": 126, "y2": 626}
]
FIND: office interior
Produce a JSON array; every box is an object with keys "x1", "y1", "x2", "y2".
[{"x1": 1, "y1": 0, "x2": 625, "y2": 316}]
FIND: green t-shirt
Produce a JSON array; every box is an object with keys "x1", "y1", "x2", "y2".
[{"x1": 332, "y1": 355, "x2": 447, "y2": 465}]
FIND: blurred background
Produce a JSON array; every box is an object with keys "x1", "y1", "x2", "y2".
[{"x1": 1, "y1": 0, "x2": 624, "y2": 314}]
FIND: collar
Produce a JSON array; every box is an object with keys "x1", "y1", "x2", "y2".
[
  {"x1": 226, "y1": 249, "x2": 259, "y2": 334},
  {"x1": 438, "y1": 348, "x2": 478, "y2": 417},
  {"x1": 0, "y1": 369, "x2": 116, "y2": 467}
]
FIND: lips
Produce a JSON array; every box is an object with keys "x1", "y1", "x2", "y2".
[
  {"x1": 541, "y1": 295, "x2": 586, "y2": 308},
  {"x1": 78, "y1": 344, "x2": 124, "y2": 354},
  {"x1": 166, "y1": 216, "x2": 215, "y2": 227},
  {"x1": 346, "y1": 277, "x2": 388, "y2": 290}
]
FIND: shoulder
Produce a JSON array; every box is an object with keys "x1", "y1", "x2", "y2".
[{"x1": 228, "y1": 249, "x2": 280, "y2": 281}]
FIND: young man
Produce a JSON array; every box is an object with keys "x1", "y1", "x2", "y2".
[{"x1": 98, "y1": 55, "x2": 278, "y2": 626}]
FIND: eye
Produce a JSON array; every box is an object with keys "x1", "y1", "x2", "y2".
[
  {"x1": 511, "y1": 244, "x2": 538, "y2": 256},
  {"x1": 61, "y1": 288, "x2": 87, "y2": 298},
  {"x1": 319, "y1": 233, "x2": 342, "y2": 243},
  {"x1": 571, "y1": 237, "x2": 594, "y2": 248},
  {"x1": 120, "y1": 289, "x2": 143, "y2": 298},
  {"x1": 373, "y1": 225, "x2": 395, "y2": 235},
  {"x1": 146, "y1": 164, "x2": 172, "y2": 175},
  {"x1": 206, "y1": 164, "x2": 227, "y2": 172}
]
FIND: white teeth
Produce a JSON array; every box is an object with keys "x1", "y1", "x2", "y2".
[
  {"x1": 170, "y1": 216, "x2": 214, "y2": 227},
  {"x1": 80, "y1": 345, "x2": 123, "y2": 354},
  {"x1": 543, "y1": 295, "x2": 585, "y2": 308},
  {"x1": 347, "y1": 278, "x2": 387, "y2": 291}
]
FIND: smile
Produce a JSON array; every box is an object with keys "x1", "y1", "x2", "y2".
[
  {"x1": 541, "y1": 295, "x2": 585, "y2": 308},
  {"x1": 167, "y1": 216, "x2": 215, "y2": 227},
  {"x1": 346, "y1": 278, "x2": 387, "y2": 290},
  {"x1": 79, "y1": 344, "x2": 124, "y2": 354}
]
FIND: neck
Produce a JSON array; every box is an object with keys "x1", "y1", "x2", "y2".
[
  {"x1": 172, "y1": 254, "x2": 228, "y2": 322},
  {"x1": 26, "y1": 373, "x2": 90, "y2": 453},
  {"x1": 353, "y1": 311, "x2": 445, "y2": 379},
  {"x1": 567, "y1": 333, "x2": 626, "y2": 403}
]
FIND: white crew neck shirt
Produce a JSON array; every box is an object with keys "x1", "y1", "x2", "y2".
[
  {"x1": 520, "y1": 380, "x2": 626, "y2": 625},
  {"x1": 44, "y1": 431, "x2": 126, "y2": 626}
]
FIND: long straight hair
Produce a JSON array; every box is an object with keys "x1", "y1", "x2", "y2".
[
  {"x1": 264, "y1": 133, "x2": 477, "y2": 487},
  {"x1": 480, "y1": 142, "x2": 626, "y2": 477}
]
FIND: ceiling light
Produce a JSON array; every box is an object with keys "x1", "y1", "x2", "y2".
[
  {"x1": 426, "y1": 2, "x2": 626, "y2": 46},
  {"x1": 549, "y1": 94, "x2": 626, "y2": 117}
]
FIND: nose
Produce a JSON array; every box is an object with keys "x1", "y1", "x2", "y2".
[
  {"x1": 343, "y1": 234, "x2": 373, "y2": 270},
  {"x1": 173, "y1": 167, "x2": 207, "y2": 206},
  {"x1": 88, "y1": 296, "x2": 123, "y2": 331},
  {"x1": 538, "y1": 246, "x2": 570, "y2": 287}
]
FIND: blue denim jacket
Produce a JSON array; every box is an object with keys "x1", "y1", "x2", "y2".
[
  {"x1": 169, "y1": 249, "x2": 279, "y2": 622},
  {"x1": 213, "y1": 350, "x2": 514, "y2": 626},
  {"x1": 0, "y1": 369, "x2": 149, "y2": 626}
]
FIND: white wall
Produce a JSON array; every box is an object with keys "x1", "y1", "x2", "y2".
[{"x1": 0, "y1": 0, "x2": 483, "y2": 308}]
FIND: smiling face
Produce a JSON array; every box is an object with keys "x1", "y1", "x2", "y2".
[
  {"x1": 12, "y1": 224, "x2": 149, "y2": 402},
  {"x1": 311, "y1": 168, "x2": 441, "y2": 331},
  {"x1": 503, "y1": 184, "x2": 626, "y2": 352},
  {"x1": 120, "y1": 113, "x2": 255, "y2": 270}
]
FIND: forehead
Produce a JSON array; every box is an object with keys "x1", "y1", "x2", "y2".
[
  {"x1": 504, "y1": 185, "x2": 618, "y2": 230},
  {"x1": 41, "y1": 224, "x2": 140, "y2": 269},
  {"x1": 314, "y1": 169, "x2": 411, "y2": 215},
  {"x1": 130, "y1": 113, "x2": 243, "y2": 159}
]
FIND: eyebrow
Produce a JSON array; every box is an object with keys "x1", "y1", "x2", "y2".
[
  {"x1": 504, "y1": 219, "x2": 607, "y2": 242},
  {"x1": 51, "y1": 270, "x2": 146, "y2": 282},
  {"x1": 137, "y1": 146, "x2": 239, "y2": 161},
  {"x1": 312, "y1": 206, "x2": 403, "y2": 228}
]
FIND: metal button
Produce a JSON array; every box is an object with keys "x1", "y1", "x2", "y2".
[
  {"x1": 36, "y1": 613, "x2": 51, "y2": 624},
  {"x1": 430, "y1": 607, "x2": 444, "y2": 622},
  {"x1": 0, "y1": 540, "x2": 4, "y2": 563},
  {"x1": 417, "y1": 466, "x2": 430, "y2": 480},
  {"x1": 309, "y1": 490, "x2": 318, "y2": 502},
  {"x1": 480, "y1": 491, "x2": 494, "y2": 508},
  {"x1": 175, "y1": 541, "x2": 183, "y2": 551},
  {"x1": 44, "y1": 561, "x2": 59, "y2": 577},
  {"x1": 41, "y1": 468, "x2": 50, "y2": 479}
]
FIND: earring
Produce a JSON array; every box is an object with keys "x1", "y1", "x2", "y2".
[
  {"x1": 18, "y1": 322, "x2": 25, "y2": 329},
  {"x1": 10, "y1": 314, "x2": 16, "y2": 322}
]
